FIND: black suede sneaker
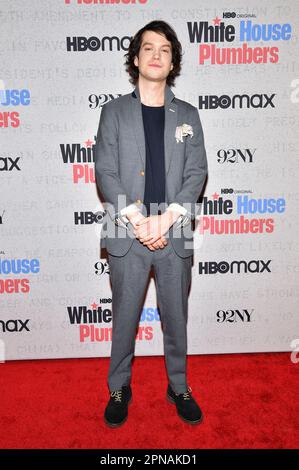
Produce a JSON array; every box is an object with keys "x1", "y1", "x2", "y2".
[
  {"x1": 104, "y1": 385, "x2": 132, "y2": 428},
  {"x1": 167, "y1": 384, "x2": 203, "y2": 425}
]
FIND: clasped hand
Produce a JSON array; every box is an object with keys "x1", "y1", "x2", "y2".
[
  {"x1": 134, "y1": 214, "x2": 171, "y2": 246},
  {"x1": 127, "y1": 211, "x2": 177, "y2": 251}
]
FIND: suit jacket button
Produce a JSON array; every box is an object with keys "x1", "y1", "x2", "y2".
[
  {"x1": 140, "y1": 170, "x2": 144, "y2": 176},
  {"x1": 136, "y1": 199, "x2": 142, "y2": 204}
]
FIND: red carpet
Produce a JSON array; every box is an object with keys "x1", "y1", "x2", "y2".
[{"x1": 0, "y1": 353, "x2": 298, "y2": 449}]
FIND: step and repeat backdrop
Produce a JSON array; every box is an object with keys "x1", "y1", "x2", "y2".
[{"x1": 0, "y1": 0, "x2": 298, "y2": 361}]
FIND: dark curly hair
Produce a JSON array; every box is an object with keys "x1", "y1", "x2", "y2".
[{"x1": 124, "y1": 20, "x2": 183, "y2": 88}]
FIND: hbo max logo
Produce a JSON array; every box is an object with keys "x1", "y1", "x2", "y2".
[{"x1": 198, "y1": 259, "x2": 272, "y2": 274}]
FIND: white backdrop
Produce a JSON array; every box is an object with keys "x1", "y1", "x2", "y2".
[{"x1": 0, "y1": 0, "x2": 298, "y2": 360}]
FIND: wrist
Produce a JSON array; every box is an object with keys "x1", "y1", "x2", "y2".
[
  {"x1": 127, "y1": 211, "x2": 144, "y2": 224},
  {"x1": 163, "y1": 210, "x2": 181, "y2": 227}
]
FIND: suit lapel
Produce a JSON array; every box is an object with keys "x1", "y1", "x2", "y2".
[{"x1": 130, "y1": 83, "x2": 178, "y2": 175}]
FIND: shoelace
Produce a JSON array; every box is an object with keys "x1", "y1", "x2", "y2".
[
  {"x1": 111, "y1": 390, "x2": 122, "y2": 402},
  {"x1": 176, "y1": 385, "x2": 193, "y2": 400},
  {"x1": 183, "y1": 392, "x2": 191, "y2": 400}
]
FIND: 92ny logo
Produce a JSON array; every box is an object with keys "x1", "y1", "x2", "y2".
[{"x1": 217, "y1": 309, "x2": 254, "y2": 322}]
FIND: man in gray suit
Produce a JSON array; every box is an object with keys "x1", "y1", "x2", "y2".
[{"x1": 95, "y1": 20, "x2": 208, "y2": 427}]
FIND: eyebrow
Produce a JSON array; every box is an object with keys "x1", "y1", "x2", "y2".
[{"x1": 142, "y1": 42, "x2": 171, "y2": 48}]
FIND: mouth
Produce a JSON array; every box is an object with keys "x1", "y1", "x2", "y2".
[{"x1": 149, "y1": 64, "x2": 162, "y2": 68}]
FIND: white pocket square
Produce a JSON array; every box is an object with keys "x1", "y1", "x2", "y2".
[{"x1": 175, "y1": 123, "x2": 194, "y2": 143}]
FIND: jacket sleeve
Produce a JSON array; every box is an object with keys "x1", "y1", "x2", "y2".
[
  {"x1": 169, "y1": 105, "x2": 208, "y2": 221},
  {"x1": 94, "y1": 103, "x2": 136, "y2": 221}
]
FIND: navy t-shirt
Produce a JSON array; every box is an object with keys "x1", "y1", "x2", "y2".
[{"x1": 141, "y1": 103, "x2": 166, "y2": 216}]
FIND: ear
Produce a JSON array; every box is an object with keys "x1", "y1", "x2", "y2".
[{"x1": 134, "y1": 56, "x2": 139, "y2": 67}]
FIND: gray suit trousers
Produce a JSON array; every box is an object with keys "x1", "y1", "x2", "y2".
[{"x1": 107, "y1": 237, "x2": 192, "y2": 394}]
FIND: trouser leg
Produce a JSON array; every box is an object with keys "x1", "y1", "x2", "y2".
[
  {"x1": 153, "y1": 248, "x2": 192, "y2": 394},
  {"x1": 107, "y1": 240, "x2": 152, "y2": 391}
]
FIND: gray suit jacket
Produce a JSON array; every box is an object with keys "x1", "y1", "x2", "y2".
[{"x1": 95, "y1": 83, "x2": 208, "y2": 258}]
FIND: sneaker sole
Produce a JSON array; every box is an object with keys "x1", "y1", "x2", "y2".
[
  {"x1": 103, "y1": 395, "x2": 133, "y2": 428},
  {"x1": 166, "y1": 393, "x2": 204, "y2": 425}
]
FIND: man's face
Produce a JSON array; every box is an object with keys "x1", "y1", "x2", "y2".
[{"x1": 134, "y1": 30, "x2": 173, "y2": 83}]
